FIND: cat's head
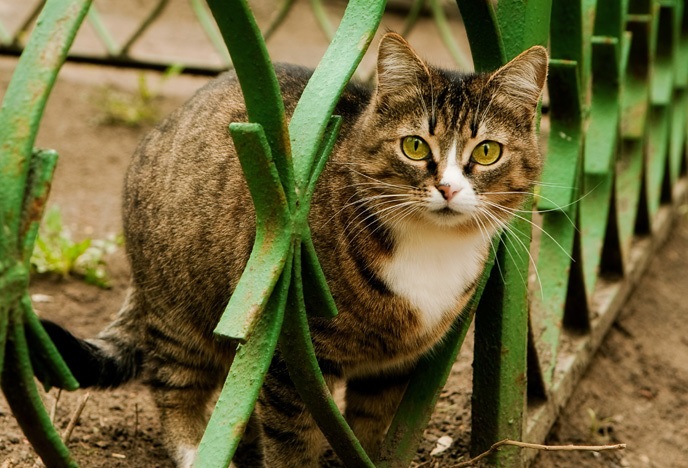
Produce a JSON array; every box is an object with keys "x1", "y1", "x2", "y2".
[{"x1": 352, "y1": 32, "x2": 547, "y2": 235}]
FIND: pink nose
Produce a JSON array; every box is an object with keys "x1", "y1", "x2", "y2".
[{"x1": 437, "y1": 184, "x2": 460, "y2": 201}]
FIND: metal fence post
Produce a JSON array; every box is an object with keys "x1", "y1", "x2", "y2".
[{"x1": 457, "y1": 2, "x2": 552, "y2": 466}]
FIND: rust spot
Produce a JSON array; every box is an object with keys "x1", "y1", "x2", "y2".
[
  {"x1": 515, "y1": 372, "x2": 527, "y2": 387},
  {"x1": 29, "y1": 187, "x2": 51, "y2": 220}
]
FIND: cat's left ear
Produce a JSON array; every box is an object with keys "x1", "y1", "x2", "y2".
[
  {"x1": 375, "y1": 32, "x2": 430, "y2": 102},
  {"x1": 489, "y1": 46, "x2": 548, "y2": 111}
]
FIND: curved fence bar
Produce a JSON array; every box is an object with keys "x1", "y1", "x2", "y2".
[
  {"x1": 454, "y1": 0, "x2": 504, "y2": 71},
  {"x1": 198, "y1": 0, "x2": 385, "y2": 465},
  {"x1": 0, "y1": 1, "x2": 92, "y2": 466},
  {"x1": 0, "y1": 0, "x2": 472, "y2": 75}
]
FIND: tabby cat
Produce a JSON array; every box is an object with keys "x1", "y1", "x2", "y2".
[{"x1": 40, "y1": 33, "x2": 547, "y2": 467}]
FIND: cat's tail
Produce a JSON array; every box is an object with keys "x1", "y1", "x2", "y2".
[{"x1": 38, "y1": 289, "x2": 143, "y2": 389}]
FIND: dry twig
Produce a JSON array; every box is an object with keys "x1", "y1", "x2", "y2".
[
  {"x1": 33, "y1": 392, "x2": 92, "y2": 467},
  {"x1": 134, "y1": 402, "x2": 140, "y2": 438},
  {"x1": 49, "y1": 389, "x2": 62, "y2": 424},
  {"x1": 449, "y1": 439, "x2": 626, "y2": 467},
  {"x1": 61, "y1": 392, "x2": 90, "y2": 443}
]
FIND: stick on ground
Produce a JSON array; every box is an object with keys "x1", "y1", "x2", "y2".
[
  {"x1": 449, "y1": 439, "x2": 626, "y2": 467},
  {"x1": 61, "y1": 392, "x2": 91, "y2": 443},
  {"x1": 49, "y1": 389, "x2": 62, "y2": 424}
]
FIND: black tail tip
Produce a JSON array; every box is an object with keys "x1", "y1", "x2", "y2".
[{"x1": 39, "y1": 319, "x2": 136, "y2": 388}]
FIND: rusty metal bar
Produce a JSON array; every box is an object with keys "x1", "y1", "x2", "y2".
[{"x1": 0, "y1": 0, "x2": 91, "y2": 465}]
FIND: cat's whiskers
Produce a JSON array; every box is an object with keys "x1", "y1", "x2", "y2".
[
  {"x1": 479, "y1": 209, "x2": 523, "y2": 262},
  {"x1": 320, "y1": 168, "x2": 426, "y2": 234},
  {"x1": 528, "y1": 181, "x2": 600, "y2": 218},
  {"x1": 345, "y1": 166, "x2": 419, "y2": 192},
  {"x1": 481, "y1": 189, "x2": 578, "y2": 229},
  {"x1": 340, "y1": 202, "x2": 417, "y2": 252},
  {"x1": 473, "y1": 214, "x2": 506, "y2": 285},
  {"x1": 345, "y1": 195, "x2": 417, "y2": 228},
  {"x1": 347, "y1": 181, "x2": 419, "y2": 192},
  {"x1": 528, "y1": 179, "x2": 577, "y2": 189},
  {"x1": 322, "y1": 195, "x2": 399, "y2": 234},
  {"x1": 318, "y1": 185, "x2": 410, "y2": 229},
  {"x1": 477, "y1": 206, "x2": 544, "y2": 298},
  {"x1": 476, "y1": 200, "x2": 564, "y2": 297},
  {"x1": 480, "y1": 199, "x2": 574, "y2": 262},
  {"x1": 380, "y1": 201, "x2": 425, "y2": 233},
  {"x1": 341, "y1": 199, "x2": 421, "y2": 250},
  {"x1": 474, "y1": 210, "x2": 512, "y2": 286}
]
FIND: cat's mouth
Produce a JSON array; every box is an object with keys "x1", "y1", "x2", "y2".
[
  {"x1": 435, "y1": 207, "x2": 457, "y2": 216},
  {"x1": 426, "y1": 206, "x2": 474, "y2": 227}
]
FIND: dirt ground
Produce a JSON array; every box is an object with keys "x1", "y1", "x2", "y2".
[
  {"x1": 2, "y1": 2, "x2": 688, "y2": 467},
  {"x1": 531, "y1": 215, "x2": 688, "y2": 468}
]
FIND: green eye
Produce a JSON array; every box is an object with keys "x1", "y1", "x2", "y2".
[
  {"x1": 401, "y1": 136, "x2": 431, "y2": 160},
  {"x1": 471, "y1": 140, "x2": 502, "y2": 165}
]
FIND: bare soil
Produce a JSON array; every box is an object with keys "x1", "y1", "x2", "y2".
[
  {"x1": 531, "y1": 215, "x2": 688, "y2": 468},
  {"x1": 2, "y1": 2, "x2": 688, "y2": 467}
]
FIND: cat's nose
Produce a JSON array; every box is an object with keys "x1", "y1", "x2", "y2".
[{"x1": 436, "y1": 183, "x2": 460, "y2": 201}]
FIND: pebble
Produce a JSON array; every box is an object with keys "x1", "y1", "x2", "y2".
[
  {"x1": 430, "y1": 435, "x2": 453, "y2": 456},
  {"x1": 31, "y1": 294, "x2": 53, "y2": 303}
]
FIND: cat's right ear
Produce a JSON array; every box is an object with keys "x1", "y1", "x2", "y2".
[
  {"x1": 375, "y1": 33, "x2": 430, "y2": 102},
  {"x1": 489, "y1": 46, "x2": 549, "y2": 112}
]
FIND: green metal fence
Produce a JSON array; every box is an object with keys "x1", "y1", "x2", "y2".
[
  {"x1": 1, "y1": 0, "x2": 687, "y2": 467},
  {"x1": 0, "y1": 0, "x2": 470, "y2": 75}
]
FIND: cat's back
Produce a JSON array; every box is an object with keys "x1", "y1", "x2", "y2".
[
  {"x1": 125, "y1": 64, "x2": 370, "y2": 208},
  {"x1": 121, "y1": 64, "x2": 371, "y2": 327}
]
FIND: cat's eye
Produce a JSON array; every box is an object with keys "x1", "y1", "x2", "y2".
[
  {"x1": 471, "y1": 141, "x2": 502, "y2": 165},
  {"x1": 401, "y1": 136, "x2": 431, "y2": 160}
]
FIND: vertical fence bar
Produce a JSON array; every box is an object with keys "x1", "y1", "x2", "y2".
[
  {"x1": 463, "y1": 2, "x2": 551, "y2": 466},
  {"x1": 378, "y1": 245, "x2": 497, "y2": 467},
  {"x1": 669, "y1": 1, "x2": 687, "y2": 185},
  {"x1": 580, "y1": 27, "x2": 624, "y2": 297},
  {"x1": 454, "y1": 0, "x2": 504, "y2": 71},
  {"x1": 619, "y1": 6, "x2": 652, "y2": 263},
  {"x1": 526, "y1": 0, "x2": 592, "y2": 401},
  {"x1": 531, "y1": 60, "x2": 584, "y2": 388},
  {"x1": 646, "y1": 2, "x2": 677, "y2": 220},
  {"x1": 471, "y1": 220, "x2": 532, "y2": 466}
]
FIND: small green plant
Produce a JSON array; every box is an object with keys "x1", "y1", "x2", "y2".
[
  {"x1": 96, "y1": 63, "x2": 184, "y2": 127},
  {"x1": 30, "y1": 206, "x2": 123, "y2": 288},
  {"x1": 587, "y1": 408, "x2": 616, "y2": 444}
]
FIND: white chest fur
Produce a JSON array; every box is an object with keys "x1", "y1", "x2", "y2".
[{"x1": 381, "y1": 226, "x2": 489, "y2": 332}]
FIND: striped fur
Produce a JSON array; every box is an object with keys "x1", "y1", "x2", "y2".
[{"x1": 40, "y1": 33, "x2": 547, "y2": 467}]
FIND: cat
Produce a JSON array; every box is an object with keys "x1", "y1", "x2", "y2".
[{"x1": 38, "y1": 32, "x2": 547, "y2": 467}]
